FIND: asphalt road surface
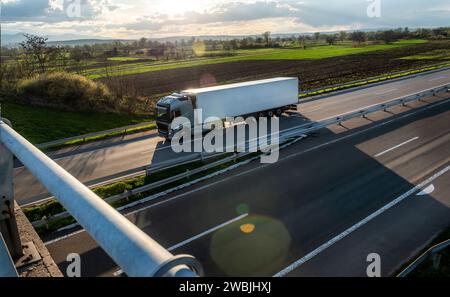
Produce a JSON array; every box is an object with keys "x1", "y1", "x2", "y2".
[
  {"x1": 14, "y1": 68, "x2": 450, "y2": 205},
  {"x1": 45, "y1": 96, "x2": 450, "y2": 277}
]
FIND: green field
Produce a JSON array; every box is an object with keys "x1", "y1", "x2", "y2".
[
  {"x1": 86, "y1": 39, "x2": 427, "y2": 79},
  {"x1": 1, "y1": 102, "x2": 151, "y2": 144},
  {"x1": 107, "y1": 57, "x2": 144, "y2": 62},
  {"x1": 401, "y1": 49, "x2": 450, "y2": 61}
]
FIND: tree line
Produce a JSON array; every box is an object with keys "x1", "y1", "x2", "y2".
[{"x1": 1, "y1": 26, "x2": 449, "y2": 84}]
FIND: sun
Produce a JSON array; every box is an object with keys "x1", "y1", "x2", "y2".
[{"x1": 156, "y1": 0, "x2": 206, "y2": 16}]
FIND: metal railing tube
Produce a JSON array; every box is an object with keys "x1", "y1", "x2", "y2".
[{"x1": 0, "y1": 121, "x2": 199, "y2": 277}]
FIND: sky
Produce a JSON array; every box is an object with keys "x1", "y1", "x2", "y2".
[{"x1": 1, "y1": 0, "x2": 449, "y2": 39}]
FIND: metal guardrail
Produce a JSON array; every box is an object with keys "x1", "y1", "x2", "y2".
[
  {"x1": 398, "y1": 239, "x2": 450, "y2": 277},
  {"x1": 23, "y1": 151, "x2": 224, "y2": 209},
  {"x1": 0, "y1": 233, "x2": 18, "y2": 277},
  {"x1": 298, "y1": 63, "x2": 450, "y2": 98},
  {"x1": 36, "y1": 121, "x2": 156, "y2": 150},
  {"x1": 0, "y1": 120, "x2": 201, "y2": 277},
  {"x1": 30, "y1": 83, "x2": 450, "y2": 229},
  {"x1": 32, "y1": 152, "x2": 240, "y2": 228}
]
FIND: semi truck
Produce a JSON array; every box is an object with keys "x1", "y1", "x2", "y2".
[{"x1": 156, "y1": 77, "x2": 299, "y2": 139}]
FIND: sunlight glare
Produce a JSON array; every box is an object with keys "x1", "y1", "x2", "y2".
[{"x1": 156, "y1": 0, "x2": 206, "y2": 16}]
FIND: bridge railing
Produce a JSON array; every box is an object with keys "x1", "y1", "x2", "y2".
[{"x1": 0, "y1": 119, "x2": 202, "y2": 277}]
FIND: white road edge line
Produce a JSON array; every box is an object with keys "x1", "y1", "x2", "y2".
[
  {"x1": 167, "y1": 213, "x2": 249, "y2": 251},
  {"x1": 375, "y1": 137, "x2": 419, "y2": 157},
  {"x1": 113, "y1": 213, "x2": 249, "y2": 276},
  {"x1": 44, "y1": 229, "x2": 85, "y2": 245},
  {"x1": 375, "y1": 88, "x2": 398, "y2": 95},
  {"x1": 273, "y1": 164, "x2": 450, "y2": 277},
  {"x1": 429, "y1": 76, "x2": 447, "y2": 82}
]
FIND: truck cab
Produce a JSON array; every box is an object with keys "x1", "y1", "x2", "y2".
[{"x1": 156, "y1": 93, "x2": 195, "y2": 139}]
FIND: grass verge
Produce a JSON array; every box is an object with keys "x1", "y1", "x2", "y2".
[
  {"x1": 299, "y1": 62, "x2": 450, "y2": 98},
  {"x1": 0, "y1": 101, "x2": 152, "y2": 144},
  {"x1": 41, "y1": 122, "x2": 156, "y2": 152}
]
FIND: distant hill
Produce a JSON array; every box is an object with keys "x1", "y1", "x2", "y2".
[
  {"x1": 47, "y1": 39, "x2": 135, "y2": 46},
  {"x1": 1, "y1": 28, "x2": 422, "y2": 47},
  {"x1": 2, "y1": 33, "x2": 27, "y2": 45},
  {"x1": 2, "y1": 33, "x2": 132, "y2": 47}
]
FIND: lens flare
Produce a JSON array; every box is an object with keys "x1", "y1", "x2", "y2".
[
  {"x1": 210, "y1": 215, "x2": 291, "y2": 276},
  {"x1": 192, "y1": 41, "x2": 206, "y2": 57},
  {"x1": 199, "y1": 73, "x2": 217, "y2": 87},
  {"x1": 240, "y1": 223, "x2": 256, "y2": 234}
]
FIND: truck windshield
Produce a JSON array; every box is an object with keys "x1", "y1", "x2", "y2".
[{"x1": 156, "y1": 106, "x2": 170, "y2": 122}]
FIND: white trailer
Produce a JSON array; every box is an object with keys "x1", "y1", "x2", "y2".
[
  {"x1": 185, "y1": 77, "x2": 298, "y2": 125},
  {"x1": 156, "y1": 77, "x2": 299, "y2": 139}
]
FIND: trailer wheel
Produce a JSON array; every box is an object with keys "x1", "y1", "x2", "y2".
[
  {"x1": 257, "y1": 112, "x2": 266, "y2": 119},
  {"x1": 267, "y1": 110, "x2": 275, "y2": 117},
  {"x1": 275, "y1": 108, "x2": 283, "y2": 116}
]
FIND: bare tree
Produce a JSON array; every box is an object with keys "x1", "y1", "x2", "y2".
[
  {"x1": 298, "y1": 35, "x2": 306, "y2": 49},
  {"x1": 339, "y1": 31, "x2": 348, "y2": 42},
  {"x1": 262, "y1": 31, "x2": 271, "y2": 47},
  {"x1": 378, "y1": 30, "x2": 397, "y2": 44},
  {"x1": 350, "y1": 31, "x2": 366, "y2": 45},
  {"x1": 314, "y1": 32, "x2": 321, "y2": 41},
  {"x1": 325, "y1": 34, "x2": 337, "y2": 45},
  {"x1": 19, "y1": 34, "x2": 60, "y2": 75}
]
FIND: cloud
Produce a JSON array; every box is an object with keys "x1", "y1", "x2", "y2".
[
  {"x1": 120, "y1": 1, "x2": 303, "y2": 33},
  {"x1": 2, "y1": 0, "x2": 450, "y2": 38},
  {"x1": 1, "y1": 0, "x2": 118, "y2": 22},
  {"x1": 1, "y1": 0, "x2": 53, "y2": 21},
  {"x1": 182, "y1": 1, "x2": 301, "y2": 24}
]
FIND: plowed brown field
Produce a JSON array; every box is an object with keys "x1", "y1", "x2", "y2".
[{"x1": 101, "y1": 41, "x2": 450, "y2": 99}]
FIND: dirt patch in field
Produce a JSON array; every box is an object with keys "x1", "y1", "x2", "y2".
[{"x1": 100, "y1": 41, "x2": 450, "y2": 101}]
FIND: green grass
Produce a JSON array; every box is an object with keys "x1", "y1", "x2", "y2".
[
  {"x1": 107, "y1": 57, "x2": 144, "y2": 62},
  {"x1": 244, "y1": 40, "x2": 428, "y2": 61},
  {"x1": 43, "y1": 122, "x2": 157, "y2": 151},
  {"x1": 86, "y1": 39, "x2": 428, "y2": 79},
  {"x1": 0, "y1": 102, "x2": 151, "y2": 144},
  {"x1": 401, "y1": 49, "x2": 450, "y2": 61},
  {"x1": 300, "y1": 62, "x2": 450, "y2": 98}
]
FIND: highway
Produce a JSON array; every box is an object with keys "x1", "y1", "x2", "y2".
[
  {"x1": 14, "y1": 68, "x2": 450, "y2": 205},
  {"x1": 45, "y1": 96, "x2": 450, "y2": 277}
]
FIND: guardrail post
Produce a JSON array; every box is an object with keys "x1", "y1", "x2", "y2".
[
  {"x1": 0, "y1": 125, "x2": 23, "y2": 259},
  {"x1": 432, "y1": 253, "x2": 442, "y2": 270}
]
